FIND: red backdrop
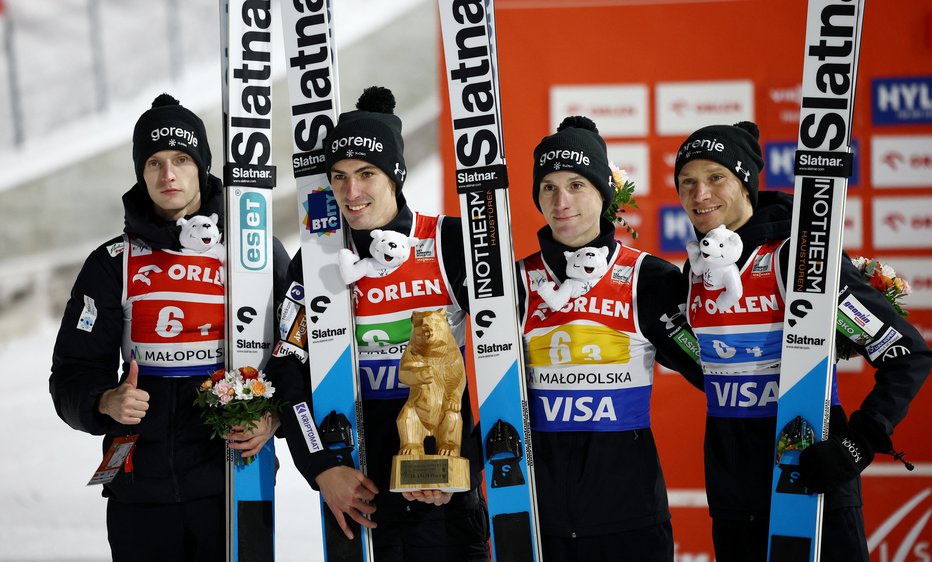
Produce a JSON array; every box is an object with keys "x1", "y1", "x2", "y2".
[{"x1": 439, "y1": 0, "x2": 932, "y2": 559}]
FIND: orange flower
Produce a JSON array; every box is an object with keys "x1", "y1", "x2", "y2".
[
  {"x1": 199, "y1": 379, "x2": 214, "y2": 391},
  {"x1": 240, "y1": 366, "x2": 260, "y2": 381},
  {"x1": 210, "y1": 368, "x2": 225, "y2": 383},
  {"x1": 250, "y1": 380, "x2": 268, "y2": 396}
]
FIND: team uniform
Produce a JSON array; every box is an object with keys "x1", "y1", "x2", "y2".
[
  {"x1": 268, "y1": 204, "x2": 489, "y2": 562},
  {"x1": 516, "y1": 221, "x2": 703, "y2": 562},
  {"x1": 50, "y1": 176, "x2": 289, "y2": 561},
  {"x1": 685, "y1": 191, "x2": 932, "y2": 562}
]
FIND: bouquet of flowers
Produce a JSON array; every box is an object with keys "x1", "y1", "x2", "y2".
[
  {"x1": 837, "y1": 257, "x2": 911, "y2": 360},
  {"x1": 194, "y1": 366, "x2": 279, "y2": 441},
  {"x1": 605, "y1": 162, "x2": 639, "y2": 239}
]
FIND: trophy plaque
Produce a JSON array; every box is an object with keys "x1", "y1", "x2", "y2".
[{"x1": 390, "y1": 309, "x2": 470, "y2": 492}]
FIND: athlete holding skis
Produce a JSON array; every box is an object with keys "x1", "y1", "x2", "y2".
[
  {"x1": 675, "y1": 121, "x2": 931, "y2": 562},
  {"x1": 515, "y1": 116, "x2": 704, "y2": 561},
  {"x1": 268, "y1": 86, "x2": 489, "y2": 561},
  {"x1": 49, "y1": 94, "x2": 289, "y2": 561}
]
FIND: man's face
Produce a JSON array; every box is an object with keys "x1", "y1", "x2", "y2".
[
  {"x1": 143, "y1": 150, "x2": 202, "y2": 221},
  {"x1": 538, "y1": 171, "x2": 604, "y2": 247},
  {"x1": 677, "y1": 159, "x2": 753, "y2": 235},
  {"x1": 330, "y1": 159, "x2": 398, "y2": 230}
]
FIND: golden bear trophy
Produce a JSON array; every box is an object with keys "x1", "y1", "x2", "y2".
[{"x1": 389, "y1": 309, "x2": 470, "y2": 492}]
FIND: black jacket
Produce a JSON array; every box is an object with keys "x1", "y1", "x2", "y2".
[
  {"x1": 516, "y1": 219, "x2": 704, "y2": 538},
  {"x1": 49, "y1": 176, "x2": 289, "y2": 503},
  {"x1": 686, "y1": 191, "x2": 932, "y2": 520},
  {"x1": 267, "y1": 204, "x2": 485, "y2": 522}
]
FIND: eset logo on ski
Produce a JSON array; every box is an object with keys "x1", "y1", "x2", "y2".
[
  {"x1": 765, "y1": 140, "x2": 860, "y2": 188},
  {"x1": 239, "y1": 192, "x2": 268, "y2": 270},
  {"x1": 305, "y1": 187, "x2": 341, "y2": 235},
  {"x1": 659, "y1": 206, "x2": 695, "y2": 252},
  {"x1": 872, "y1": 76, "x2": 932, "y2": 125}
]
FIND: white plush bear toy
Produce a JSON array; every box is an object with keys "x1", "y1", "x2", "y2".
[
  {"x1": 687, "y1": 224, "x2": 743, "y2": 312},
  {"x1": 177, "y1": 213, "x2": 225, "y2": 263},
  {"x1": 537, "y1": 246, "x2": 610, "y2": 311},
  {"x1": 339, "y1": 229, "x2": 418, "y2": 284}
]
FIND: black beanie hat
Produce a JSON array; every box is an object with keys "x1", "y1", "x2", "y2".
[
  {"x1": 673, "y1": 121, "x2": 765, "y2": 207},
  {"x1": 532, "y1": 116, "x2": 613, "y2": 213},
  {"x1": 132, "y1": 93, "x2": 211, "y2": 191},
  {"x1": 325, "y1": 86, "x2": 406, "y2": 191}
]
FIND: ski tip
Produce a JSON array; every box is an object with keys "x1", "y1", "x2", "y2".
[{"x1": 357, "y1": 86, "x2": 396, "y2": 115}]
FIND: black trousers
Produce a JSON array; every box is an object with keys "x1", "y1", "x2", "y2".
[
  {"x1": 106, "y1": 495, "x2": 225, "y2": 562},
  {"x1": 372, "y1": 489, "x2": 490, "y2": 562},
  {"x1": 712, "y1": 506, "x2": 869, "y2": 562},
  {"x1": 541, "y1": 520, "x2": 674, "y2": 562}
]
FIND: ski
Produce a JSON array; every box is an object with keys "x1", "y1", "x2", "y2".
[
  {"x1": 279, "y1": 1, "x2": 374, "y2": 560},
  {"x1": 438, "y1": 1, "x2": 542, "y2": 560},
  {"x1": 219, "y1": 0, "x2": 277, "y2": 559},
  {"x1": 767, "y1": 1, "x2": 866, "y2": 560}
]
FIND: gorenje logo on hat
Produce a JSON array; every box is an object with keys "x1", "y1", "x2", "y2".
[
  {"x1": 331, "y1": 135, "x2": 383, "y2": 154},
  {"x1": 150, "y1": 126, "x2": 199, "y2": 147},
  {"x1": 677, "y1": 137, "x2": 724, "y2": 159},
  {"x1": 538, "y1": 148, "x2": 590, "y2": 167}
]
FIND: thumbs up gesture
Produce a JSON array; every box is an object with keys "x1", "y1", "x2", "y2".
[{"x1": 98, "y1": 359, "x2": 150, "y2": 425}]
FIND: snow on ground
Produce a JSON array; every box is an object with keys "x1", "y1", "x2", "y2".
[{"x1": 0, "y1": 317, "x2": 326, "y2": 562}]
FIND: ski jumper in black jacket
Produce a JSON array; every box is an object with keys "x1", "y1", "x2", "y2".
[
  {"x1": 49, "y1": 95, "x2": 289, "y2": 562},
  {"x1": 686, "y1": 192, "x2": 931, "y2": 562},
  {"x1": 267, "y1": 200, "x2": 489, "y2": 562},
  {"x1": 517, "y1": 219, "x2": 704, "y2": 561}
]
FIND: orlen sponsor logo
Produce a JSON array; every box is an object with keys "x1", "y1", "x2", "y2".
[
  {"x1": 656, "y1": 80, "x2": 754, "y2": 136},
  {"x1": 550, "y1": 84, "x2": 648, "y2": 138},
  {"x1": 872, "y1": 257, "x2": 932, "y2": 308},
  {"x1": 767, "y1": 84, "x2": 802, "y2": 125},
  {"x1": 606, "y1": 142, "x2": 650, "y2": 195},
  {"x1": 872, "y1": 75, "x2": 932, "y2": 125},
  {"x1": 872, "y1": 196, "x2": 932, "y2": 249},
  {"x1": 842, "y1": 196, "x2": 862, "y2": 251},
  {"x1": 871, "y1": 135, "x2": 932, "y2": 188},
  {"x1": 765, "y1": 139, "x2": 860, "y2": 188}
]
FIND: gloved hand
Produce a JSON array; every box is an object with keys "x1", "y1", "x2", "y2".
[{"x1": 798, "y1": 410, "x2": 891, "y2": 493}]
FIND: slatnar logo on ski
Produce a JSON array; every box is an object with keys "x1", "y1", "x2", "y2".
[
  {"x1": 286, "y1": 0, "x2": 335, "y2": 174},
  {"x1": 226, "y1": 0, "x2": 276, "y2": 189},
  {"x1": 799, "y1": 0, "x2": 857, "y2": 153}
]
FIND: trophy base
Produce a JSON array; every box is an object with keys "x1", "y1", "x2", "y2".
[{"x1": 389, "y1": 454, "x2": 470, "y2": 492}]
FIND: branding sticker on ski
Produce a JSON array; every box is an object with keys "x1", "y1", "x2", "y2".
[{"x1": 305, "y1": 187, "x2": 341, "y2": 235}]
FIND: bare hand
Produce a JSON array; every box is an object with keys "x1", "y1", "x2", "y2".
[
  {"x1": 225, "y1": 411, "x2": 282, "y2": 457},
  {"x1": 98, "y1": 360, "x2": 149, "y2": 424},
  {"x1": 402, "y1": 489, "x2": 453, "y2": 506},
  {"x1": 315, "y1": 466, "x2": 379, "y2": 540}
]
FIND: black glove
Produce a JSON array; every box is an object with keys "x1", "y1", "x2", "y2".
[{"x1": 798, "y1": 410, "x2": 892, "y2": 493}]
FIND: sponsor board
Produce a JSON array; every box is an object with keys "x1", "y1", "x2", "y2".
[
  {"x1": 656, "y1": 80, "x2": 754, "y2": 136},
  {"x1": 843, "y1": 196, "x2": 862, "y2": 251},
  {"x1": 659, "y1": 205, "x2": 695, "y2": 253},
  {"x1": 765, "y1": 139, "x2": 860, "y2": 188},
  {"x1": 606, "y1": 142, "x2": 650, "y2": 195},
  {"x1": 872, "y1": 75, "x2": 932, "y2": 125},
  {"x1": 550, "y1": 84, "x2": 648, "y2": 138},
  {"x1": 872, "y1": 196, "x2": 932, "y2": 249},
  {"x1": 764, "y1": 83, "x2": 803, "y2": 127},
  {"x1": 871, "y1": 135, "x2": 932, "y2": 188}
]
